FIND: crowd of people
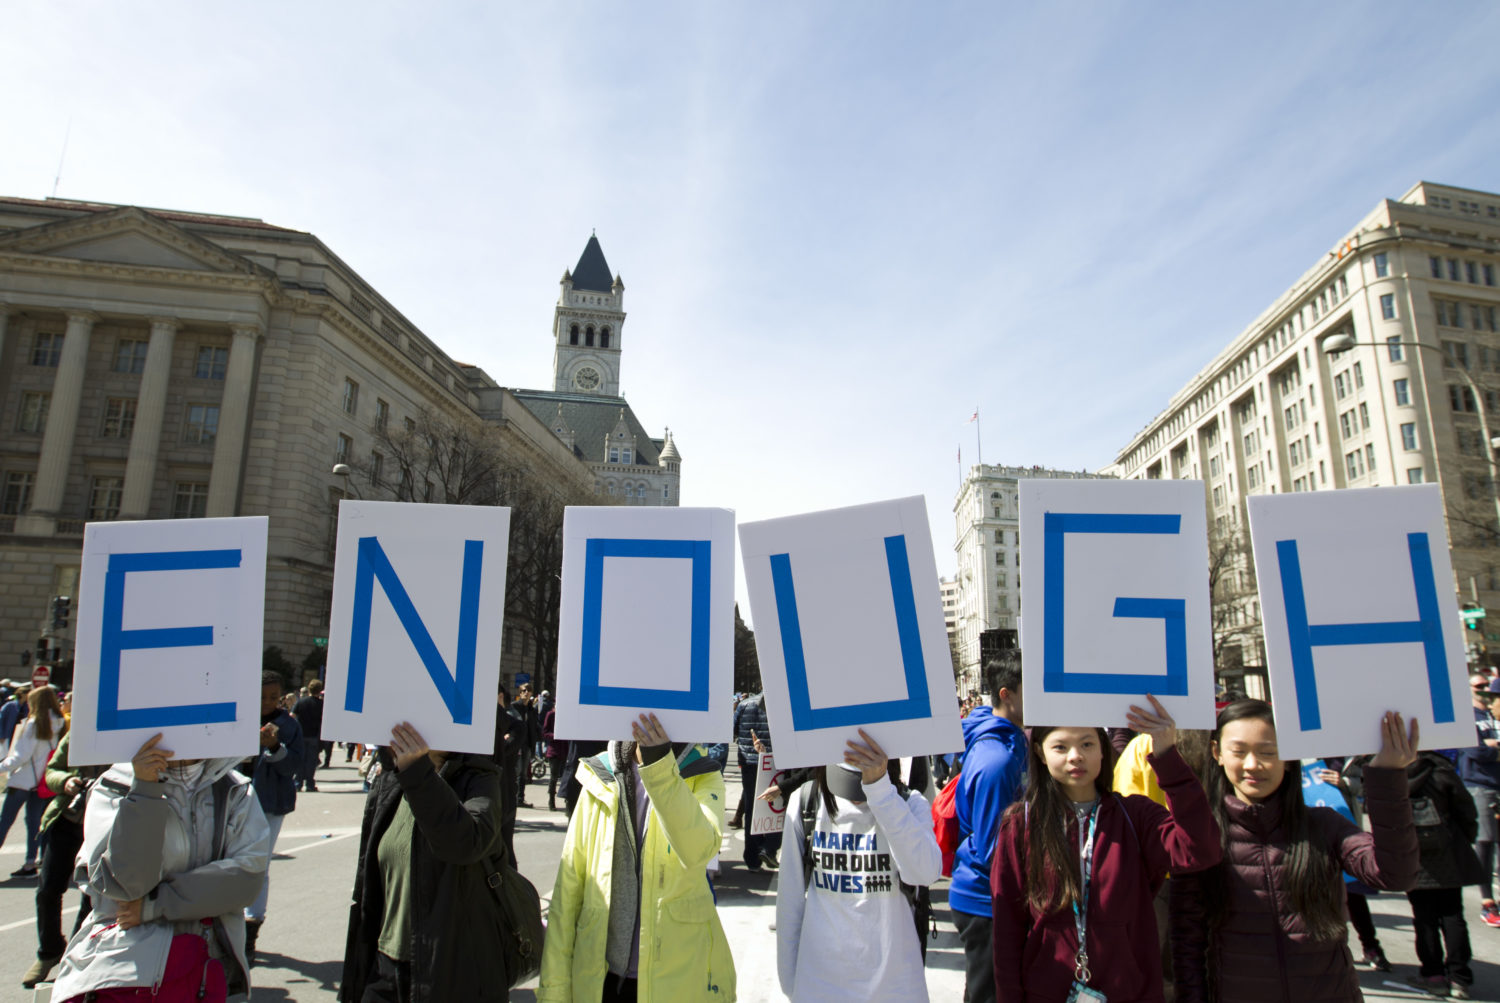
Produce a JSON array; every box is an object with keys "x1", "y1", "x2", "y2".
[{"x1": 1, "y1": 653, "x2": 1497, "y2": 1001}]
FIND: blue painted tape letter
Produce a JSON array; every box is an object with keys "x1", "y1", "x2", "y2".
[
  {"x1": 1042, "y1": 512, "x2": 1190, "y2": 695},
  {"x1": 97, "y1": 549, "x2": 243, "y2": 731},
  {"x1": 345, "y1": 536, "x2": 482, "y2": 725},
  {"x1": 1275, "y1": 532, "x2": 1453, "y2": 732}
]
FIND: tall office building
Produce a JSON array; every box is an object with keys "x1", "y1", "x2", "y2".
[{"x1": 1108, "y1": 181, "x2": 1500, "y2": 680}]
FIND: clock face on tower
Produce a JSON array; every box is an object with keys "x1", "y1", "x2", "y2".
[{"x1": 573, "y1": 366, "x2": 601, "y2": 391}]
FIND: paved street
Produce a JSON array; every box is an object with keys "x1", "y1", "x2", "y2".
[{"x1": 0, "y1": 762, "x2": 1498, "y2": 1001}]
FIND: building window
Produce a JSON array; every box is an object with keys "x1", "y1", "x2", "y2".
[
  {"x1": 585, "y1": 326, "x2": 595, "y2": 347},
  {"x1": 1333, "y1": 372, "x2": 1350, "y2": 400},
  {"x1": 1401, "y1": 422, "x2": 1418, "y2": 450},
  {"x1": 18, "y1": 392, "x2": 49, "y2": 434},
  {"x1": 1345, "y1": 450, "x2": 1364, "y2": 479},
  {"x1": 1394, "y1": 378, "x2": 1410, "y2": 406},
  {"x1": 1444, "y1": 340, "x2": 1471, "y2": 368},
  {"x1": 343, "y1": 378, "x2": 359, "y2": 415},
  {"x1": 1450, "y1": 385, "x2": 1477, "y2": 412},
  {"x1": 194, "y1": 346, "x2": 228, "y2": 379},
  {"x1": 622, "y1": 447, "x2": 632, "y2": 464},
  {"x1": 1380, "y1": 294, "x2": 1395, "y2": 320},
  {"x1": 1, "y1": 472, "x2": 34, "y2": 515},
  {"x1": 569, "y1": 323, "x2": 579, "y2": 345},
  {"x1": 1365, "y1": 444, "x2": 1376, "y2": 472},
  {"x1": 114, "y1": 339, "x2": 149, "y2": 374},
  {"x1": 1387, "y1": 336, "x2": 1404, "y2": 362},
  {"x1": 600, "y1": 327, "x2": 611, "y2": 349},
  {"x1": 31, "y1": 332, "x2": 62, "y2": 367},
  {"x1": 336, "y1": 434, "x2": 352, "y2": 465},
  {"x1": 1449, "y1": 258, "x2": 1461, "y2": 282},
  {"x1": 1486, "y1": 264, "x2": 1496, "y2": 287},
  {"x1": 370, "y1": 452, "x2": 383, "y2": 486},
  {"x1": 1407, "y1": 468, "x2": 1425, "y2": 484},
  {"x1": 172, "y1": 482, "x2": 210, "y2": 519},
  {"x1": 183, "y1": 404, "x2": 220, "y2": 445},
  {"x1": 1468, "y1": 261, "x2": 1480, "y2": 284},
  {"x1": 995, "y1": 552, "x2": 1004, "y2": 566},
  {"x1": 1353, "y1": 362, "x2": 1364, "y2": 388},
  {"x1": 101, "y1": 398, "x2": 137, "y2": 438},
  {"x1": 609, "y1": 447, "x2": 619, "y2": 463},
  {"x1": 375, "y1": 399, "x2": 389, "y2": 432},
  {"x1": 1430, "y1": 256, "x2": 1443, "y2": 279},
  {"x1": 1359, "y1": 402, "x2": 1370, "y2": 429},
  {"x1": 1374, "y1": 252, "x2": 1389, "y2": 278},
  {"x1": 994, "y1": 529, "x2": 1003, "y2": 544},
  {"x1": 1339, "y1": 411, "x2": 1354, "y2": 438},
  {"x1": 404, "y1": 416, "x2": 416, "y2": 434},
  {"x1": 88, "y1": 476, "x2": 123, "y2": 521}
]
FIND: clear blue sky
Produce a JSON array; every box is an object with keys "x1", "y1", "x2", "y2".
[{"x1": 5, "y1": 3, "x2": 1499, "y2": 606}]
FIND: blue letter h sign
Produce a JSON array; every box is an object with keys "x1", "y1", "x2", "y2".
[{"x1": 1276, "y1": 533, "x2": 1455, "y2": 731}]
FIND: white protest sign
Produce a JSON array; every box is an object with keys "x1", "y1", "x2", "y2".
[
  {"x1": 554, "y1": 507, "x2": 735, "y2": 743},
  {"x1": 70, "y1": 517, "x2": 268, "y2": 766},
  {"x1": 750, "y1": 752, "x2": 786, "y2": 835},
  {"x1": 323, "y1": 502, "x2": 509, "y2": 756},
  {"x1": 1248, "y1": 485, "x2": 1471, "y2": 760},
  {"x1": 1019, "y1": 479, "x2": 1215, "y2": 730},
  {"x1": 739, "y1": 496, "x2": 963, "y2": 770}
]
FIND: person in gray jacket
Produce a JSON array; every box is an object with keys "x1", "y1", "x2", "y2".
[{"x1": 50, "y1": 733, "x2": 271, "y2": 1002}]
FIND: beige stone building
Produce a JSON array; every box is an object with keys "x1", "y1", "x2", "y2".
[
  {"x1": 1107, "y1": 181, "x2": 1500, "y2": 679},
  {"x1": 950, "y1": 464, "x2": 1111, "y2": 691},
  {"x1": 0, "y1": 196, "x2": 634, "y2": 685}
]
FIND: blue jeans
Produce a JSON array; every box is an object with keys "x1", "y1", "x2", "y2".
[
  {"x1": 246, "y1": 812, "x2": 285, "y2": 922},
  {"x1": 0, "y1": 787, "x2": 44, "y2": 866}
]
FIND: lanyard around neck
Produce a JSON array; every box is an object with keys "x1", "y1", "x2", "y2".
[{"x1": 1070, "y1": 802, "x2": 1100, "y2": 984}]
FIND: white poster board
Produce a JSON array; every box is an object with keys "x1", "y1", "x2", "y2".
[
  {"x1": 750, "y1": 752, "x2": 786, "y2": 835},
  {"x1": 322, "y1": 502, "x2": 510, "y2": 756},
  {"x1": 740, "y1": 496, "x2": 963, "y2": 769},
  {"x1": 553, "y1": 507, "x2": 735, "y2": 744},
  {"x1": 1248, "y1": 486, "x2": 1472, "y2": 760},
  {"x1": 1019, "y1": 479, "x2": 1215, "y2": 730},
  {"x1": 70, "y1": 517, "x2": 268, "y2": 766}
]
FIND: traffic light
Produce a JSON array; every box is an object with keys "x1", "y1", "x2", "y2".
[
  {"x1": 49, "y1": 595, "x2": 71, "y2": 632},
  {"x1": 1464, "y1": 606, "x2": 1486, "y2": 631}
]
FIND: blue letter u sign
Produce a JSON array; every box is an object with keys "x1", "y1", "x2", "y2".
[
  {"x1": 346, "y1": 536, "x2": 482, "y2": 725},
  {"x1": 1042, "y1": 512, "x2": 1190, "y2": 696},
  {"x1": 769, "y1": 534, "x2": 932, "y2": 730},
  {"x1": 1276, "y1": 533, "x2": 1454, "y2": 731}
]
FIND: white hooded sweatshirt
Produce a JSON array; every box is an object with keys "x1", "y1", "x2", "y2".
[{"x1": 776, "y1": 772, "x2": 942, "y2": 1003}]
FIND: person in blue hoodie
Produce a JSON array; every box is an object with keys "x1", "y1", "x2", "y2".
[
  {"x1": 950, "y1": 651, "x2": 1027, "y2": 1003},
  {"x1": 1457, "y1": 673, "x2": 1500, "y2": 928}
]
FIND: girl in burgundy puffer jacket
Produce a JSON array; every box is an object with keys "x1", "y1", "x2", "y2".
[
  {"x1": 991, "y1": 696, "x2": 1223, "y2": 1003},
  {"x1": 1170, "y1": 700, "x2": 1419, "y2": 1003}
]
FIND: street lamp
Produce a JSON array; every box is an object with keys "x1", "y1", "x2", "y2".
[
  {"x1": 1322, "y1": 331, "x2": 1500, "y2": 530},
  {"x1": 331, "y1": 463, "x2": 362, "y2": 500}
]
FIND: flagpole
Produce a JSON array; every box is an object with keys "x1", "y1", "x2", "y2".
[{"x1": 975, "y1": 407, "x2": 983, "y2": 468}]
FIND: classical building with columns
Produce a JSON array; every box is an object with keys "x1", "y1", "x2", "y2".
[{"x1": 0, "y1": 196, "x2": 598, "y2": 678}]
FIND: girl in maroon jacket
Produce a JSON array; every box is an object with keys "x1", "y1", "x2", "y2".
[
  {"x1": 1169, "y1": 700, "x2": 1419, "y2": 1003},
  {"x1": 991, "y1": 696, "x2": 1223, "y2": 1003}
]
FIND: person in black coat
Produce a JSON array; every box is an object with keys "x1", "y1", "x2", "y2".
[
  {"x1": 1404, "y1": 750, "x2": 1484, "y2": 996},
  {"x1": 340, "y1": 723, "x2": 508, "y2": 1003}
]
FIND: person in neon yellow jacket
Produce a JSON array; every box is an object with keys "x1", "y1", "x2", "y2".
[{"x1": 540, "y1": 713, "x2": 736, "y2": 1003}]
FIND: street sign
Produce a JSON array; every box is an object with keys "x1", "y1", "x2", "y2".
[
  {"x1": 313, "y1": 637, "x2": 328, "y2": 648},
  {"x1": 515, "y1": 673, "x2": 531, "y2": 686},
  {"x1": 31, "y1": 665, "x2": 50, "y2": 688},
  {"x1": 1464, "y1": 607, "x2": 1487, "y2": 630}
]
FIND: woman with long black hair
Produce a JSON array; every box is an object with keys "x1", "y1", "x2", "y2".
[{"x1": 1169, "y1": 699, "x2": 1419, "y2": 1003}]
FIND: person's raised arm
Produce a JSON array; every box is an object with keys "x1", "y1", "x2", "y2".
[
  {"x1": 1127, "y1": 695, "x2": 1222, "y2": 877},
  {"x1": 390, "y1": 722, "x2": 503, "y2": 865}
]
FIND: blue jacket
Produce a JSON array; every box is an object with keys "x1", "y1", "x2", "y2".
[
  {"x1": 251, "y1": 708, "x2": 303, "y2": 816},
  {"x1": 733, "y1": 694, "x2": 771, "y2": 759},
  {"x1": 1457, "y1": 705, "x2": 1500, "y2": 791},
  {"x1": 948, "y1": 706, "x2": 1026, "y2": 918}
]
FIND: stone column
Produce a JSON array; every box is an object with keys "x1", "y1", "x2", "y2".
[
  {"x1": 119, "y1": 317, "x2": 179, "y2": 520},
  {"x1": 0, "y1": 304, "x2": 11, "y2": 369},
  {"x1": 206, "y1": 324, "x2": 262, "y2": 517},
  {"x1": 17, "y1": 311, "x2": 96, "y2": 535}
]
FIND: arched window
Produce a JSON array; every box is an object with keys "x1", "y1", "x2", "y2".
[
  {"x1": 569, "y1": 323, "x2": 579, "y2": 345},
  {"x1": 586, "y1": 326, "x2": 595, "y2": 347},
  {"x1": 600, "y1": 326, "x2": 611, "y2": 349}
]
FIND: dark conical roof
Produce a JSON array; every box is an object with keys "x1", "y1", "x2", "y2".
[{"x1": 572, "y1": 235, "x2": 614, "y2": 292}]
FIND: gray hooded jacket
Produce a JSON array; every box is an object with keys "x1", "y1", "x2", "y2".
[{"x1": 52, "y1": 756, "x2": 271, "y2": 1001}]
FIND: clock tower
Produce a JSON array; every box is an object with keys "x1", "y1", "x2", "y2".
[{"x1": 553, "y1": 234, "x2": 625, "y2": 396}]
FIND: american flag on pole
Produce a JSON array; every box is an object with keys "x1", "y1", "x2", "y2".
[{"x1": 967, "y1": 408, "x2": 979, "y2": 424}]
